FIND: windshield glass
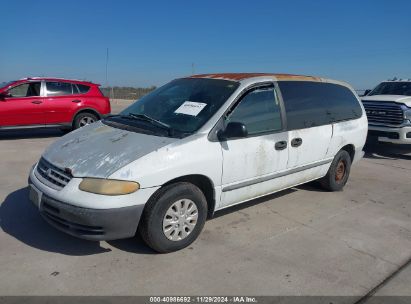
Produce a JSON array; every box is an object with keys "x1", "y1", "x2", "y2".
[
  {"x1": 368, "y1": 82, "x2": 411, "y2": 96},
  {"x1": 115, "y1": 78, "x2": 239, "y2": 134},
  {"x1": 0, "y1": 81, "x2": 16, "y2": 90}
]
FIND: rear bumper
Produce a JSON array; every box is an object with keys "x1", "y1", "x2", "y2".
[
  {"x1": 368, "y1": 125, "x2": 411, "y2": 144},
  {"x1": 38, "y1": 193, "x2": 143, "y2": 241}
]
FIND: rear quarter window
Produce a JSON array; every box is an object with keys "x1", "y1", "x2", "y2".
[
  {"x1": 76, "y1": 84, "x2": 91, "y2": 94},
  {"x1": 278, "y1": 81, "x2": 362, "y2": 130}
]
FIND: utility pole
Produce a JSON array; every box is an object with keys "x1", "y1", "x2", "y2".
[
  {"x1": 105, "y1": 48, "x2": 109, "y2": 87},
  {"x1": 191, "y1": 62, "x2": 195, "y2": 75}
]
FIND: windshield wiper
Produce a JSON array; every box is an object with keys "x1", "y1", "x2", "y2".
[{"x1": 126, "y1": 113, "x2": 174, "y2": 136}]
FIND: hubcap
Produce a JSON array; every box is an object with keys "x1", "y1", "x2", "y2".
[
  {"x1": 79, "y1": 116, "x2": 95, "y2": 127},
  {"x1": 335, "y1": 160, "x2": 346, "y2": 182},
  {"x1": 162, "y1": 199, "x2": 198, "y2": 241}
]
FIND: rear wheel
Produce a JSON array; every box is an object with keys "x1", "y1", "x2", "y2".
[
  {"x1": 73, "y1": 112, "x2": 98, "y2": 129},
  {"x1": 319, "y1": 150, "x2": 352, "y2": 191},
  {"x1": 138, "y1": 182, "x2": 207, "y2": 253}
]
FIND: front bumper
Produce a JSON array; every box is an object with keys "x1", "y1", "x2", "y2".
[
  {"x1": 368, "y1": 125, "x2": 411, "y2": 144},
  {"x1": 28, "y1": 164, "x2": 159, "y2": 241},
  {"x1": 38, "y1": 192, "x2": 143, "y2": 240}
]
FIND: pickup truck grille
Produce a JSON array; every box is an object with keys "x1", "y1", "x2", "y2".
[
  {"x1": 35, "y1": 158, "x2": 72, "y2": 190},
  {"x1": 362, "y1": 101, "x2": 405, "y2": 126}
]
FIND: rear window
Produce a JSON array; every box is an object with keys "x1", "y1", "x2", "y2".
[{"x1": 278, "y1": 81, "x2": 362, "y2": 130}]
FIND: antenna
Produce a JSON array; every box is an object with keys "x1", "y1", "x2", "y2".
[{"x1": 191, "y1": 62, "x2": 195, "y2": 75}]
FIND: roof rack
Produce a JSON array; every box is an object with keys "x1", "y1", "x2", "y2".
[{"x1": 19, "y1": 76, "x2": 93, "y2": 83}]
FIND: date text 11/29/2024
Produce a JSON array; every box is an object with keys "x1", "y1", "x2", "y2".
[{"x1": 150, "y1": 296, "x2": 257, "y2": 303}]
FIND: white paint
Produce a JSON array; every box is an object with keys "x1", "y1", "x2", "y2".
[
  {"x1": 287, "y1": 125, "x2": 332, "y2": 169},
  {"x1": 219, "y1": 132, "x2": 288, "y2": 208}
]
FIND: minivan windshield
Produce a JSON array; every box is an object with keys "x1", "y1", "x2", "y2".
[
  {"x1": 368, "y1": 82, "x2": 411, "y2": 96},
  {"x1": 110, "y1": 78, "x2": 239, "y2": 135}
]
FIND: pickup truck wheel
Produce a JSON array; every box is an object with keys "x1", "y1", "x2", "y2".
[
  {"x1": 73, "y1": 112, "x2": 98, "y2": 129},
  {"x1": 320, "y1": 150, "x2": 352, "y2": 191},
  {"x1": 138, "y1": 182, "x2": 207, "y2": 253}
]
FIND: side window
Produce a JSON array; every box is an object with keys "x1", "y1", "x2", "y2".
[
  {"x1": 278, "y1": 81, "x2": 329, "y2": 130},
  {"x1": 278, "y1": 81, "x2": 362, "y2": 130},
  {"x1": 46, "y1": 82, "x2": 73, "y2": 97},
  {"x1": 227, "y1": 86, "x2": 282, "y2": 135},
  {"x1": 322, "y1": 84, "x2": 363, "y2": 121},
  {"x1": 76, "y1": 84, "x2": 90, "y2": 94},
  {"x1": 8, "y1": 82, "x2": 41, "y2": 98}
]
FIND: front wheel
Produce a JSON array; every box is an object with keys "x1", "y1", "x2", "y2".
[
  {"x1": 138, "y1": 182, "x2": 207, "y2": 253},
  {"x1": 319, "y1": 150, "x2": 352, "y2": 191}
]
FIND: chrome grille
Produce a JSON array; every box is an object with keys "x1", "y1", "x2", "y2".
[
  {"x1": 362, "y1": 101, "x2": 405, "y2": 126},
  {"x1": 35, "y1": 158, "x2": 72, "y2": 190}
]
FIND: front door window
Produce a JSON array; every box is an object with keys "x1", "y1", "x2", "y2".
[{"x1": 8, "y1": 82, "x2": 41, "y2": 98}]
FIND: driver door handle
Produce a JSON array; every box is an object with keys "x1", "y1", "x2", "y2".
[
  {"x1": 275, "y1": 141, "x2": 287, "y2": 150},
  {"x1": 291, "y1": 137, "x2": 303, "y2": 147},
  {"x1": 31, "y1": 100, "x2": 42, "y2": 104}
]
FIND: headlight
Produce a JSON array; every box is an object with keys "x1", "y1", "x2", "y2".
[
  {"x1": 79, "y1": 178, "x2": 140, "y2": 195},
  {"x1": 405, "y1": 109, "x2": 411, "y2": 120}
]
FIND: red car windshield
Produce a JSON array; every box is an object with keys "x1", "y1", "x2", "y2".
[{"x1": 0, "y1": 81, "x2": 16, "y2": 90}]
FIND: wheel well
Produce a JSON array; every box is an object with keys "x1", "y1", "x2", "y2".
[
  {"x1": 163, "y1": 175, "x2": 216, "y2": 219},
  {"x1": 341, "y1": 144, "x2": 355, "y2": 162},
  {"x1": 72, "y1": 109, "x2": 101, "y2": 126}
]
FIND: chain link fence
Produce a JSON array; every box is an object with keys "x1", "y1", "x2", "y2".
[{"x1": 100, "y1": 86, "x2": 157, "y2": 100}]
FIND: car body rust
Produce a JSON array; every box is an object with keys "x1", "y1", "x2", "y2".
[{"x1": 188, "y1": 73, "x2": 322, "y2": 82}]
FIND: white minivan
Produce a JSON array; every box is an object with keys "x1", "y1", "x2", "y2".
[{"x1": 28, "y1": 73, "x2": 368, "y2": 252}]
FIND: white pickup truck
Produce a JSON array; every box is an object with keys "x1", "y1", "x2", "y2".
[{"x1": 362, "y1": 79, "x2": 411, "y2": 144}]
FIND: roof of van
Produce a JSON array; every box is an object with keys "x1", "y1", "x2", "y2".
[
  {"x1": 187, "y1": 73, "x2": 350, "y2": 88},
  {"x1": 188, "y1": 73, "x2": 322, "y2": 81}
]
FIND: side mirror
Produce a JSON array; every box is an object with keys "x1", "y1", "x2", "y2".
[
  {"x1": 217, "y1": 122, "x2": 248, "y2": 140},
  {"x1": 0, "y1": 92, "x2": 10, "y2": 100},
  {"x1": 362, "y1": 89, "x2": 371, "y2": 96}
]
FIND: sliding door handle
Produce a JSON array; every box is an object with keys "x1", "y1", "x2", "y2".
[
  {"x1": 291, "y1": 138, "x2": 303, "y2": 147},
  {"x1": 275, "y1": 141, "x2": 287, "y2": 150}
]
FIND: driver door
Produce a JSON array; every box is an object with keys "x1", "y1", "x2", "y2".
[
  {"x1": 219, "y1": 84, "x2": 289, "y2": 208},
  {"x1": 0, "y1": 81, "x2": 45, "y2": 127}
]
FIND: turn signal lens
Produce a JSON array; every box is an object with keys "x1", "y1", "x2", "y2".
[{"x1": 79, "y1": 178, "x2": 140, "y2": 195}]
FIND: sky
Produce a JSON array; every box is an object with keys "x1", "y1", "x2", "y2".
[{"x1": 1, "y1": 0, "x2": 410, "y2": 90}]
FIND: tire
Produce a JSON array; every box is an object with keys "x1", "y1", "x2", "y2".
[
  {"x1": 138, "y1": 182, "x2": 208, "y2": 253},
  {"x1": 73, "y1": 112, "x2": 98, "y2": 129},
  {"x1": 319, "y1": 150, "x2": 352, "y2": 191}
]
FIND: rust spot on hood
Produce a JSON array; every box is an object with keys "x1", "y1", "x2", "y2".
[{"x1": 188, "y1": 73, "x2": 322, "y2": 82}]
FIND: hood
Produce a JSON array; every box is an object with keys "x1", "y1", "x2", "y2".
[
  {"x1": 42, "y1": 121, "x2": 178, "y2": 178},
  {"x1": 361, "y1": 95, "x2": 411, "y2": 107}
]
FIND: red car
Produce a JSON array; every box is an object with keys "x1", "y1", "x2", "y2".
[{"x1": 0, "y1": 77, "x2": 111, "y2": 131}]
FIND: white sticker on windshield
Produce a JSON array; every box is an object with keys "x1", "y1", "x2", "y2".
[{"x1": 174, "y1": 101, "x2": 207, "y2": 116}]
